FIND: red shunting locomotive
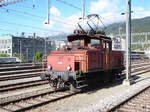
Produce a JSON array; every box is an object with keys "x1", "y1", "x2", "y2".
[{"x1": 41, "y1": 14, "x2": 124, "y2": 91}]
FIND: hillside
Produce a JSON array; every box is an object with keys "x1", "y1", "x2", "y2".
[{"x1": 106, "y1": 16, "x2": 150, "y2": 35}]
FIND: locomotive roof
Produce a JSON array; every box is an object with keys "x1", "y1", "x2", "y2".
[{"x1": 67, "y1": 34, "x2": 111, "y2": 42}]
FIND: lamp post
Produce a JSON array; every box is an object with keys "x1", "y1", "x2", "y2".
[
  {"x1": 123, "y1": 0, "x2": 134, "y2": 85},
  {"x1": 126, "y1": 0, "x2": 131, "y2": 81}
]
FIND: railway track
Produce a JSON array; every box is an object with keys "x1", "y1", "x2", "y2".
[
  {"x1": 0, "y1": 62, "x2": 46, "y2": 68},
  {"x1": 0, "y1": 71, "x2": 43, "y2": 81},
  {"x1": 0, "y1": 60, "x2": 149, "y2": 90},
  {"x1": 109, "y1": 86, "x2": 150, "y2": 112},
  {"x1": 1, "y1": 60, "x2": 149, "y2": 82},
  {"x1": 1, "y1": 60, "x2": 150, "y2": 93},
  {"x1": 0, "y1": 62, "x2": 48, "y2": 92},
  {"x1": 131, "y1": 64, "x2": 150, "y2": 73},
  {"x1": 0, "y1": 80, "x2": 49, "y2": 92},
  {"x1": 0, "y1": 89, "x2": 79, "y2": 112},
  {"x1": 131, "y1": 59, "x2": 150, "y2": 64},
  {"x1": 0, "y1": 60, "x2": 150, "y2": 112},
  {"x1": 131, "y1": 62, "x2": 150, "y2": 68}
]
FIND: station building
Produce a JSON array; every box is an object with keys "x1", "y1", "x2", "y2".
[{"x1": 0, "y1": 35, "x2": 52, "y2": 62}]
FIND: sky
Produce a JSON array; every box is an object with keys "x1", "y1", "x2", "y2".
[{"x1": 0, "y1": 0, "x2": 150, "y2": 37}]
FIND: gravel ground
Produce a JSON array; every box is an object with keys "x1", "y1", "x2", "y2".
[
  {"x1": 0, "y1": 84, "x2": 51, "y2": 104},
  {"x1": 27, "y1": 72, "x2": 150, "y2": 112},
  {"x1": 0, "y1": 84, "x2": 50, "y2": 96},
  {"x1": 0, "y1": 71, "x2": 42, "y2": 78},
  {"x1": 0, "y1": 77, "x2": 41, "y2": 87}
]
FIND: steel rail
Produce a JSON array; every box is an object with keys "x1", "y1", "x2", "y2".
[
  {"x1": 0, "y1": 80, "x2": 48, "y2": 92},
  {"x1": 0, "y1": 89, "x2": 80, "y2": 112},
  {"x1": 108, "y1": 86, "x2": 150, "y2": 112}
]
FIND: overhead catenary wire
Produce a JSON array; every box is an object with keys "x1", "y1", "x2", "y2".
[
  {"x1": 0, "y1": 28, "x2": 18, "y2": 32},
  {"x1": 0, "y1": 0, "x2": 76, "y2": 26},
  {"x1": 0, "y1": 8, "x2": 44, "y2": 22},
  {"x1": 0, "y1": 0, "x2": 79, "y2": 37},
  {"x1": 56, "y1": 0, "x2": 90, "y2": 14},
  {"x1": 55, "y1": 0, "x2": 81, "y2": 10},
  {"x1": 0, "y1": 25, "x2": 60, "y2": 37},
  {"x1": 0, "y1": 28, "x2": 33, "y2": 35},
  {"x1": 1, "y1": 0, "x2": 107, "y2": 29},
  {"x1": 0, "y1": 8, "x2": 76, "y2": 36},
  {"x1": 0, "y1": 20, "x2": 65, "y2": 33},
  {"x1": 1, "y1": 7, "x2": 76, "y2": 27},
  {"x1": 13, "y1": 3, "x2": 37, "y2": 10},
  {"x1": 0, "y1": 0, "x2": 110, "y2": 35},
  {"x1": 55, "y1": 0, "x2": 107, "y2": 28}
]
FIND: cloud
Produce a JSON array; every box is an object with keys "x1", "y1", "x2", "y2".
[
  {"x1": 88, "y1": 0, "x2": 124, "y2": 25},
  {"x1": 60, "y1": 14, "x2": 80, "y2": 33},
  {"x1": 89, "y1": 0, "x2": 150, "y2": 25},
  {"x1": 44, "y1": 0, "x2": 124, "y2": 34},
  {"x1": 132, "y1": 7, "x2": 150, "y2": 18},
  {"x1": 43, "y1": 1, "x2": 150, "y2": 35},
  {"x1": 101, "y1": 12, "x2": 125, "y2": 25},
  {"x1": 89, "y1": 0, "x2": 119, "y2": 14},
  {"x1": 50, "y1": 6, "x2": 61, "y2": 16}
]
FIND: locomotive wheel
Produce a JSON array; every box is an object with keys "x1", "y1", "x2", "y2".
[
  {"x1": 69, "y1": 81, "x2": 81, "y2": 92},
  {"x1": 70, "y1": 84, "x2": 81, "y2": 92}
]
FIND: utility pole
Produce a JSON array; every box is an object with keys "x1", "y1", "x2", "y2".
[
  {"x1": 45, "y1": 38, "x2": 47, "y2": 60},
  {"x1": 26, "y1": 48, "x2": 28, "y2": 62},
  {"x1": 81, "y1": 0, "x2": 86, "y2": 18},
  {"x1": 33, "y1": 33, "x2": 36, "y2": 62},
  {"x1": 19, "y1": 40, "x2": 22, "y2": 63},
  {"x1": 47, "y1": 0, "x2": 51, "y2": 24},
  {"x1": 123, "y1": 0, "x2": 134, "y2": 85},
  {"x1": 119, "y1": 27, "x2": 122, "y2": 50}
]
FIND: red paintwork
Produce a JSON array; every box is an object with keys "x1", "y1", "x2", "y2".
[
  {"x1": 47, "y1": 33, "x2": 124, "y2": 73},
  {"x1": 47, "y1": 49, "x2": 124, "y2": 72},
  {"x1": 87, "y1": 49, "x2": 103, "y2": 70},
  {"x1": 112, "y1": 51, "x2": 124, "y2": 68},
  {"x1": 47, "y1": 50, "x2": 86, "y2": 72},
  {"x1": 47, "y1": 54, "x2": 74, "y2": 72}
]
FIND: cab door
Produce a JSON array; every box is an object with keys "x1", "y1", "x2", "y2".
[{"x1": 103, "y1": 41, "x2": 112, "y2": 70}]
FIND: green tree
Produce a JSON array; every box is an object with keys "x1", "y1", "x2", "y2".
[
  {"x1": 34, "y1": 52, "x2": 43, "y2": 62},
  {"x1": 13, "y1": 53, "x2": 26, "y2": 62},
  {"x1": 0, "y1": 53, "x2": 10, "y2": 57}
]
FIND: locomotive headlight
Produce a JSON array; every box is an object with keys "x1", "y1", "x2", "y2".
[
  {"x1": 67, "y1": 65, "x2": 71, "y2": 71},
  {"x1": 48, "y1": 65, "x2": 52, "y2": 70}
]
